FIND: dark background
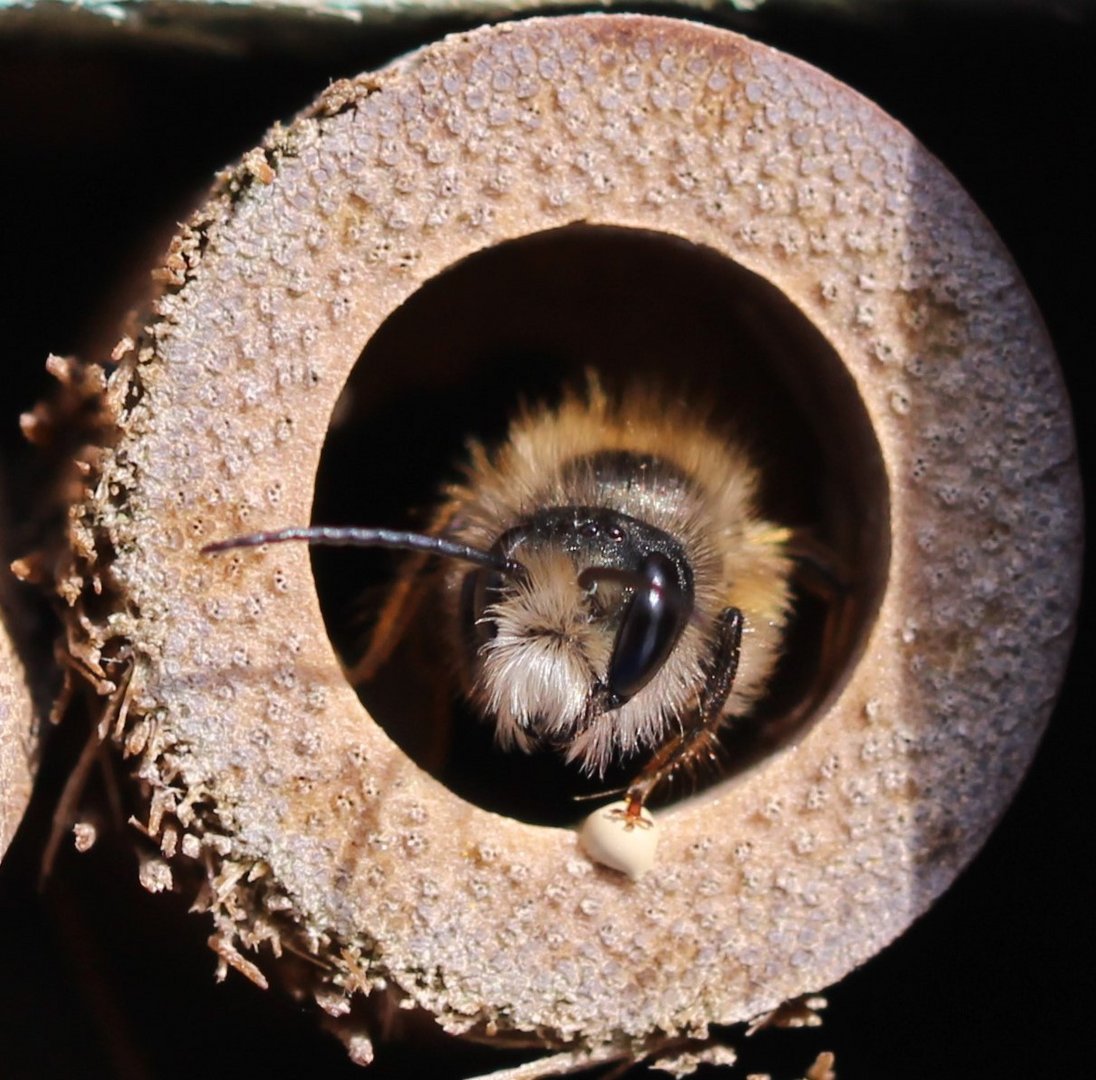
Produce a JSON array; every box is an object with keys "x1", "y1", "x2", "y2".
[{"x1": 0, "y1": 4, "x2": 1092, "y2": 1077}]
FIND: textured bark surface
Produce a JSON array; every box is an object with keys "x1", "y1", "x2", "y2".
[{"x1": 57, "y1": 13, "x2": 1081, "y2": 1069}]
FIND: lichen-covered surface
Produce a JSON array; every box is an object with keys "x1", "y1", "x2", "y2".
[{"x1": 61, "y1": 14, "x2": 1080, "y2": 1062}]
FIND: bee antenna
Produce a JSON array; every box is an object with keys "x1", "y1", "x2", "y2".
[{"x1": 201, "y1": 526, "x2": 527, "y2": 580}]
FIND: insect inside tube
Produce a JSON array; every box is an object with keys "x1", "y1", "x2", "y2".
[{"x1": 203, "y1": 378, "x2": 825, "y2": 820}]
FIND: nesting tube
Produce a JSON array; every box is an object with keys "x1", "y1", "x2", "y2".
[
  {"x1": 1, "y1": 477, "x2": 38, "y2": 863},
  {"x1": 58, "y1": 14, "x2": 1081, "y2": 1067},
  {"x1": 0, "y1": 627, "x2": 35, "y2": 861}
]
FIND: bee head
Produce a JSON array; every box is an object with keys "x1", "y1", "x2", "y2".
[
  {"x1": 461, "y1": 507, "x2": 694, "y2": 760},
  {"x1": 201, "y1": 511, "x2": 696, "y2": 775}
]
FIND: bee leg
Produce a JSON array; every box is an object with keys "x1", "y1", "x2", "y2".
[
  {"x1": 345, "y1": 558, "x2": 437, "y2": 687},
  {"x1": 345, "y1": 503, "x2": 463, "y2": 687},
  {"x1": 760, "y1": 529, "x2": 855, "y2": 746},
  {"x1": 623, "y1": 607, "x2": 744, "y2": 817},
  {"x1": 784, "y1": 530, "x2": 852, "y2": 601}
]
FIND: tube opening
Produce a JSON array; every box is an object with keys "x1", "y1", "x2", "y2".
[{"x1": 312, "y1": 225, "x2": 889, "y2": 826}]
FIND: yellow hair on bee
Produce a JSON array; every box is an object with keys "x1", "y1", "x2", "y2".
[
  {"x1": 439, "y1": 377, "x2": 795, "y2": 776},
  {"x1": 206, "y1": 375, "x2": 800, "y2": 797}
]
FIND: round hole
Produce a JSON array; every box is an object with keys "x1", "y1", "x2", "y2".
[{"x1": 311, "y1": 225, "x2": 889, "y2": 827}]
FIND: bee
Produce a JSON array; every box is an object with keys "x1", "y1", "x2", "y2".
[{"x1": 204, "y1": 379, "x2": 801, "y2": 819}]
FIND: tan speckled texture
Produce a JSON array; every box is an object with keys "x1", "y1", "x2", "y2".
[
  {"x1": 1, "y1": 474, "x2": 36, "y2": 861},
  {"x1": 60, "y1": 14, "x2": 1081, "y2": 1063},
  {"x1": 0, "y1": 620, "x2": 35, "y2": 861}
]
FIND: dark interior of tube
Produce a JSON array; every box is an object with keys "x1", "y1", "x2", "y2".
[{"x1": 311, "y1": 225, "x2": 889, "y2": 826}]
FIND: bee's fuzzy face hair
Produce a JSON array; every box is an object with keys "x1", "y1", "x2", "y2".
[
  {"x1": 443, "y1": 379, "x2": 794, "y2": 777},
  {"x1": 473, "y1": 549, "x2": 610, "y2": 754}
]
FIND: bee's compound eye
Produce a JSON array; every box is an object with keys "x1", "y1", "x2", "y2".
[{"x1": 606, "y1": 553, "x2": 688, "y2": 704}]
